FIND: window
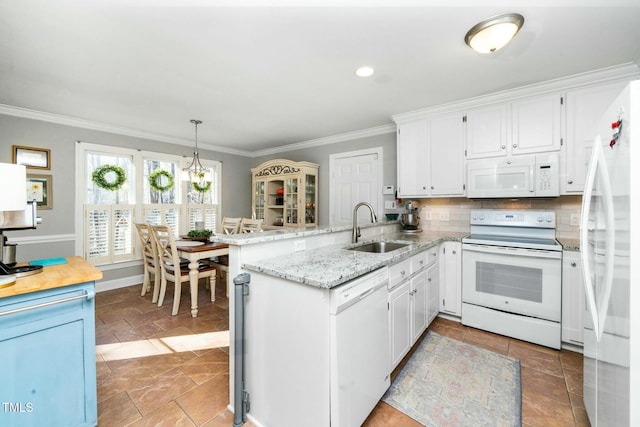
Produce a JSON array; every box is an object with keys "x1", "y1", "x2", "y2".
[{"x1": 76, "y1": 142, "x2": 221, "y2": 266}]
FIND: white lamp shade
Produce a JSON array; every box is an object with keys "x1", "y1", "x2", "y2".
[
  {"x1": 0, "y1": 163, "x2": 27, "y2": 211},
  {"x1": 469, "y1": 22, "x2": 519, "y2": 53}
]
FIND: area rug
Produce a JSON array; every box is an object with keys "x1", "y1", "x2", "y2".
[{"x1": 383, "y1": 331, "x2": 521, "y2": 427}]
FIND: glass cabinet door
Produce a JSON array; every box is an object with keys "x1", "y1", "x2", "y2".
[
  {"x1": 285, "y1": 178, "x2": 298, "y2": 225},
  {"x1": 305, "y1": 174, "x2": 316, "y2": 224},
  {"x1": 254, "y1": 180, "x2": 265, "y2": 220}
]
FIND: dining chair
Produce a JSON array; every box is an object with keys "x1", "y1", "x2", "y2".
[
  {"x1": 134, "y1": 222, "x2": 160, "y2": 303},
  {"x1": 150, "y1": 224, "x2": 217, "y2": 316},
  {"x1": 240, "y1": 218, "x2": 263, "y2": 233},
  {"x1": 221, "y1": 217, "x2": 242, "y2": 234}
]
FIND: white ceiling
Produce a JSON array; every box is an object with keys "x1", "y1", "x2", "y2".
[{"x1": 2, "y1": 1, "x2": 640, "y2": 156}]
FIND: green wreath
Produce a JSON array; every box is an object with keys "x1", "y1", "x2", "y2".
[
  {"x1": 92, "y1": 164, "x2": 127, "y2": 191},
  {"x1": 148, "y1": 169, "x2": 175, "y2": 192},
  {"x1": 192, "y1": 180, "x2": 211, "y2": 193}
]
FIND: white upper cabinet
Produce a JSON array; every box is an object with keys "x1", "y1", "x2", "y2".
[
  {"x1": 466, "y1": 94, "x2": 562, "y2": 160},
  {"x1": 430, "y1": 112, "x2": 466, "y2": 196},
  {"x1": 397, "y1": 119, "x2": 429, "y2": 197},
  {"x1": 563, "y1": 80, "x2": 628, "y2": 193},
  {"x1": 465, "y1": 104, "x2": 508, "y2": 159},
  {"x1": 511, "y1": 93, "x2": 563, "y2": 155},
  {"x1": 396, "y1": 112, "x2": 465, "y2": 198}
]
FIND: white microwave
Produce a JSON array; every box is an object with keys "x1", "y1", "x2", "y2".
[{"x1": 466, "y1": 153, "x2": 559, "y2": 198}]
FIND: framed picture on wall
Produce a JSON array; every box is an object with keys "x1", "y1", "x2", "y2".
[
  {"x1": 26, "y1": 174, "x2": 52, "y2": 210},
  {"x1": 13, "y1": 145, "x2": 51, "y2": 170}
]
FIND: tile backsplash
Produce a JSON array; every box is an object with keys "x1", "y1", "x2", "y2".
[{"x1": 410, "y1": 195, "x2": 581, "y2": 239}]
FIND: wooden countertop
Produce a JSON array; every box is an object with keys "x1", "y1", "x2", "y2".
[{"x1": 0, "y1": 256, "x2": 103, "y2": 299}]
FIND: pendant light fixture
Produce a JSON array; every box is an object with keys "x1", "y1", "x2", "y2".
[
  {"x1": 182, "y1": 119, "x2": 211, "y2": 184},
  {"x1": 465, "y1": 13, "x2": 524, "y2": 53}
]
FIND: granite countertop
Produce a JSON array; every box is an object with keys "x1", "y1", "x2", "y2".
[
  {"x1": 0, "y1": 256, "x2": 103, "y2": 299},
  {"x1": 242, "y1": 230, "x2": 467, "y2": 289},
  {"x1": 558, "y1": 238, "x2": 580, "y2": 251},
  {"x1": 211, "y1": 220, "x2": 398, "y2": 245}
]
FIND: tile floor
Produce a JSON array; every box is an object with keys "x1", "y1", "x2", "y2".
[{"x1": 95, "y1": 282, "x2": 589, "y2": 427}]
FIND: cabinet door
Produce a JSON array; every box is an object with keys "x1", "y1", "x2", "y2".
[
  {"x1": 304, "y1": 173, "x2": 317, "y2": 225},
  {"x1": 440, "y1": 241, "x2": 462, "y2": 316},
  {"x1": 397, "y1": 120, "x2": 429, "y2": 197},
  {"x1": 284, "y1": 177, "x2": 299, "y2": 225},
  {"x1": 465, "y1": 104, "x2": 509, "y2": 159},
  {"x1": 562, "y1": 251, "x2": 584, "y2": 345},
  {"x1": 430, "y1": 112, "x2": 466, "y2": 196},
  {"x1": 427, "y1": 263, "x2": 439, "y2": 325},
  {"x1": 389, "y1": 281, "x2": 412, "y2": 369},
  {"x1": 511, "y1": 93, "x2": 562, "y2": 155},
  {"x1": 411, "y1": 270, "x2": 428, "y2": 343},
  {"x1": 0, "y1": 284, "x2": 97, "y2": 427},
  {"x1": 564, "y1": 81, "x2": 628, "y2": 193},
  {"x1": 253, "y1": 180, "x2": 265, "y2": 220}
]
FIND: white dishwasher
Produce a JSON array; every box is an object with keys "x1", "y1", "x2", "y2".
[{"x1": 329, "y1": 266, "x2": 390, "y2": 427}]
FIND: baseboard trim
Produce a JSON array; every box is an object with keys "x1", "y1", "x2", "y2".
[{"x1": 96, "y1": 274, "x2": 143, "y2": 293}]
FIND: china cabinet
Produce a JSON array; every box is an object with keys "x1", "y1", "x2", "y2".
[{"x1": 251, "y1": 159, "x2": 319, "y2": 228}]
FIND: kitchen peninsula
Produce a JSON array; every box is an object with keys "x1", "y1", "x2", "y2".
[
  {"x1": 0, "y1": 257, "x2": 102, "y2": 427},
  {"x1": 213, "y1": 222, "x2": 465, "y2": 426}
]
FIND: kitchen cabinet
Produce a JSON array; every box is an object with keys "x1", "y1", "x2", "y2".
[
  {"x1": 563, "y1": 80, "x2": 628, "y2": 193},
  {"x1": 465, "y1": 103, "x2": 509, "y2": 159},
  {"x1": 562, "y1": 250, "x2": 584, "y2": 346},
  {"x1": 465, "y1": 93, "x2": 562, "y2": 160},
  {"x1": 396, "y1": 113, "x2": 465, "y2": 198},
  {"x1": 389, "y1": 247, "x2": 439, "y2": 369},
  {"x1": 439, "y1": 241, "x2": 462, "y2": 317},
  {"x1": 251, "y1": 159, "x2": 318, "y2": 228},
  {"x1": 0, "y1": 281, "x2": 97, "y2": 427}
]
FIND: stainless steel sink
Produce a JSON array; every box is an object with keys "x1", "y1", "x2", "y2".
[{"x1": 347, "y1": 241, "x2": 409, "y2": 254}]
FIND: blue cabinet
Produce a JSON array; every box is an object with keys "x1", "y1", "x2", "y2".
[{"x1": 0, "y1": 282, "x2": 97, "y2": 427}]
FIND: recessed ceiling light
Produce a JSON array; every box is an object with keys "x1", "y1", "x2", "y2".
[
  {"x1": 465, "y1": 13, "x2": 524, "y2": 53},
  {"x1": 355, "y1": 66, "x2": 375, "y2": 78}
]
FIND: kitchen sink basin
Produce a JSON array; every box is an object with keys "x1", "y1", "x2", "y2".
[{"x1": 347, "y1": 241, "x2": 409, "y2": 254}]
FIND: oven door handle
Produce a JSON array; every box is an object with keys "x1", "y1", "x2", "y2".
[{"x1": 462, "y1": 243, "x2": 561, "y2": 259}]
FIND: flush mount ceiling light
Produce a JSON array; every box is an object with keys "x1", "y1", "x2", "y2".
[
  {"x1": 355, "y1": 66, "x2": 375, "y2": 77},
  {"x1": 465, "y1": 13, "x2": 524, "y2": 53}
]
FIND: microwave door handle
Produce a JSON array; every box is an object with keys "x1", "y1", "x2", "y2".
[
  {"x1": 595, "y1": 142, "x2": 616, "y2": 341},
  {"x1": 580, "y1": 136, "x2": 602, "y2": 338},
  {"x1": 530, "y1": 166, "x2": 534, "y2": 193}
]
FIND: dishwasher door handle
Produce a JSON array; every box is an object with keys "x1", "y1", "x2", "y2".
[{"x1": 0, "y1": 290, "x2": 94, "y2": 317}]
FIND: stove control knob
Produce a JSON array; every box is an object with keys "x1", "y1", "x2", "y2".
[
  {"x1": 545, "y1": 214, "x2": 553, "y2": 223},
  {"x1": 537, "y1": 216, "x2": 544, "y2": 222},
  {"x1": 479, "y1": 215, "x2": 485, "y2": 221}
]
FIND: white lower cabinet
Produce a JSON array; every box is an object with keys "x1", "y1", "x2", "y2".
[
  {"x1": 389, "y1": 248, "x2": 439, "y2": 369},
  {"x1": 562, "y1": 250, "x2": 584, "y2": 346},
  {"x1": 439, "y1": 241, "x2": 462, "y2": 317}
]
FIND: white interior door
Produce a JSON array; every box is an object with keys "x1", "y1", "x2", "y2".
[{"x1": 329, "y1": 148, "x2": 382, "y2": 226}]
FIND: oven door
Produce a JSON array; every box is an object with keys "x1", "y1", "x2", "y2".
[{"x1": 462, "y1": 243, "x2": 562, "y2": 321}]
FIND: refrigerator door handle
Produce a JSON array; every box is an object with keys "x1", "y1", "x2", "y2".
[
  {"x1": 580, "y1": 136, "x2": 602, "y2": 338},
  {"x1": 580, "y1": 136, "x2": 616, "y2": 340}
]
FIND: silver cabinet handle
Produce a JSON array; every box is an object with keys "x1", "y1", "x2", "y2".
[
  {"x1": 452, "y1": 250, "x2": 457, "y2": 254},
  {"x1": 513, "y1": 144, "x2": 517, "y2": 148},
  {"x1": 571, "y1": 262, "x2": 577, "y2": 267},
  {"x1": 501, "y1": 145, "x2": 506, "y2": 149},
  {"x1": 0, "y1": 291, "x2": 93, "y2": 317},
  {"x1": 568, "y1": 180, "x2": 573, "y2": 184}
]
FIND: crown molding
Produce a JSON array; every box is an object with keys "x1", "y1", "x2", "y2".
[
  {"x1": 393, "y1": 62, "x2": 640, "y2": 123},
  {"x1": 0, "y1": 104, "x2": 254, "y2": 157},
  {"x1": 252, "y1": 123, "x2": 396, "y2": 157}
]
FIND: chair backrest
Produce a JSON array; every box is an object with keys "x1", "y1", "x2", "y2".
[
  {"x1": 135, "y1": 223, "x2": 157, "y2": 266},
  {"x1": 150, "y1": 224, "x2": 181, "y2": 275},
  {"x1": 240, "y1": 218, "x2": 263, "y2": 233},
  {"x1": 221, "y1": 217, "x2": 242, "y2": 234}
]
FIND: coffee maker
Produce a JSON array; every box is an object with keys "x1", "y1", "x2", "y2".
[{"x1": 0, "y1": 163, "x2": 43, "y2": 284}]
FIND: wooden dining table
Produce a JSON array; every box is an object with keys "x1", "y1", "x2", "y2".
[{"x1": 175, "y1": 241, "x2": 229, "y2": 317}]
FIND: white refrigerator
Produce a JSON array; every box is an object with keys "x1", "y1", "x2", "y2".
[{"x1": 580, "y1": 80, "x2": 639, "y2": 427}]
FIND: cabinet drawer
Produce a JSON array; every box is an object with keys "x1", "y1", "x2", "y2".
[
  {"x1": 411, "y1": 251, "x2": 428, "y2": 273},
  {"x1": 426, "y1": 246, "x2": 438, "y2": 266},
  {"x1": 389, "y1": 259, "x2": 410, "y2": 289}
]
